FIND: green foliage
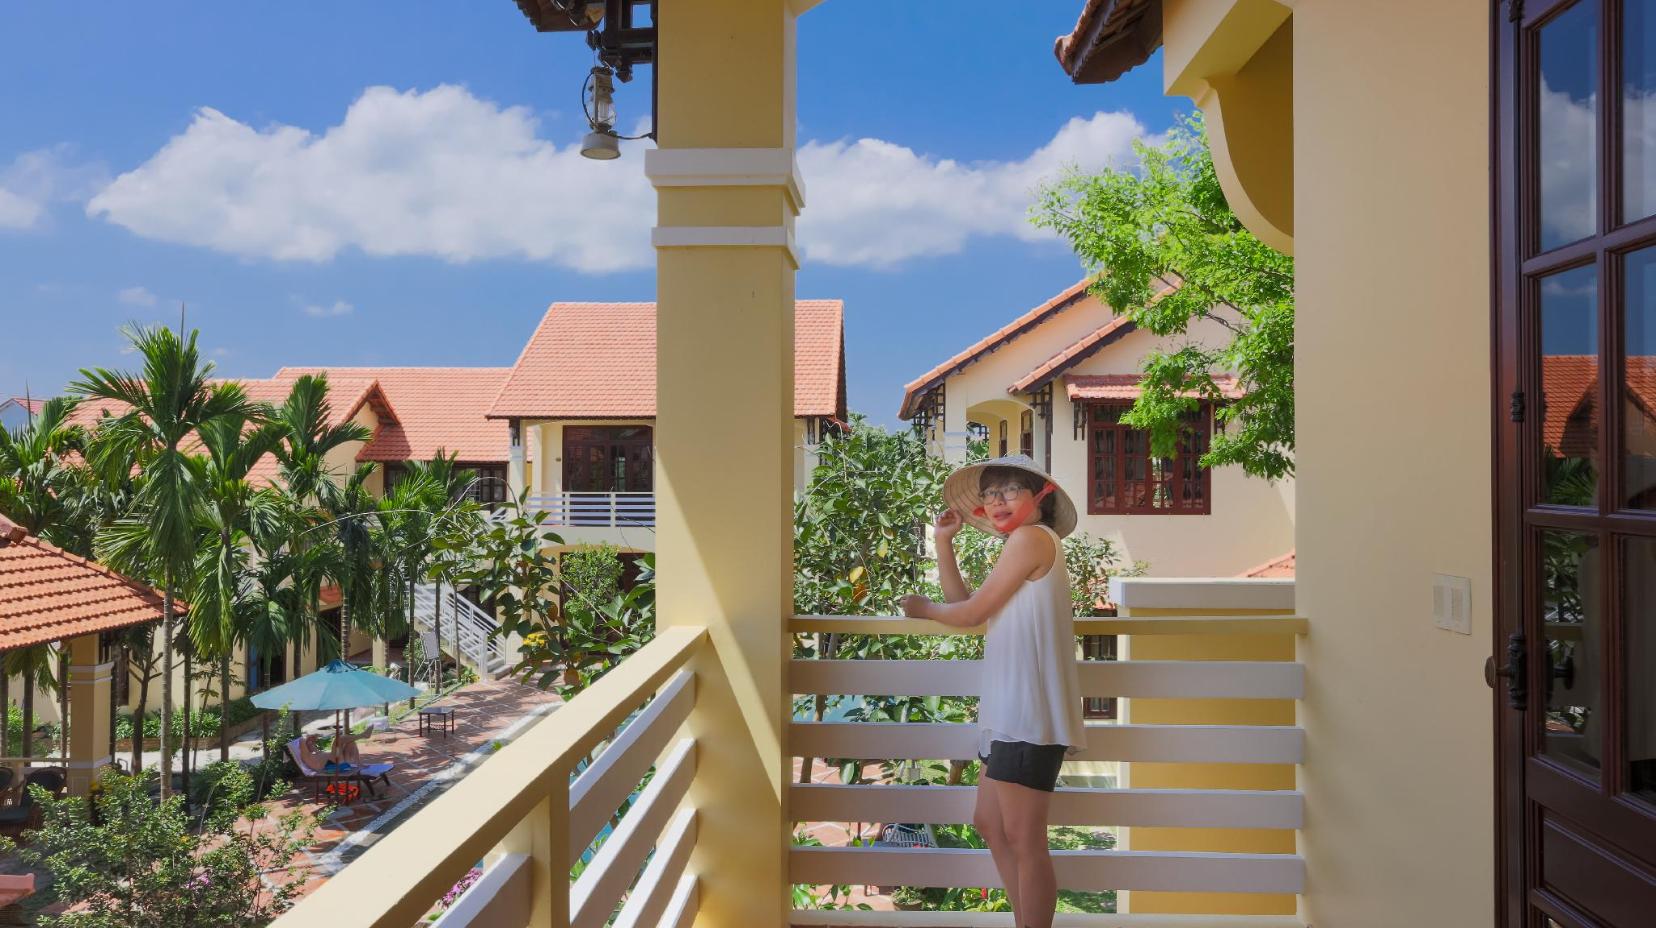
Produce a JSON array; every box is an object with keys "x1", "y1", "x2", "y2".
[
  {"x1": 1, "y1": 768, "x2": 323, "y2": 927},
  {"x1": 560, "y1": 544, "x2": 625, "y2": 612},
  {"x1": 1033, "y1": 112, "x2": 1296, "y2": 480},
  {"x1": 454, "y1": 495, "x2": 564, "y2": 679},
  {"x1": 794, "y1": 418, "x2": 951, "y2": 617},
  {"x1": 116, "y1": 698, "x2": 263, "y2": 742},
  {"x1": 529, "y1": 555, "x2": 656, "y2": 696}
]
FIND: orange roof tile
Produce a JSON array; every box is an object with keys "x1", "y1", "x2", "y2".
[
  {"x1": 274, "y1": 368, "x2": 511, "y2": 464},
  {"x1": 1010, "y1": 315, "x2": 1138, "y2": 394},
  {"x1": 487, "y1": 300, "x2": 846, "y2": 420},
  {"x1": 0, "y1": 530, "x2": 181, "y2": 652},
  {"x1": 1, "y1": 397, "x2": 48, "y2": 415},
  {"x1": 1239, "y1": 550, "x2": 1296, "y2": 579},
  {"x1": 1055, "y1": 0, "x2": 1161, "y2": 85},
  {"x1": 898, "y1": 279, "x2": 1094, "y2": 420},
  {"x1": 1065, "y1": 373, "x2": 1244, "y2": 402}
]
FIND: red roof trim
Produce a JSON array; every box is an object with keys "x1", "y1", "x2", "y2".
[{"x1": 898, "y1": 279, "x2": 1094, "y2": 420}]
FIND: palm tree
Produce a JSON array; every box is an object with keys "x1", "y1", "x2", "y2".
[
  {"x1": 72, "y1": 324, "x2": 256, "y2": 798},
  {"x1": 271, "y1": 375, "x2": 369, "y2": 677},
  {"x1": 191, "y1": 414, "x2": 288, "y2": 762},
  {"x1": 324, "y1": 463, "x2": 383, "y2": 662},
  {"x1": 0, "y1": 396, "x2": 88, "y2": 549}
]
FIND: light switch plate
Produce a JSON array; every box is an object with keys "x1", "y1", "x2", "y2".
[{"x1": 1433, "y1": 574, "x2": 1473, "y2": 635}]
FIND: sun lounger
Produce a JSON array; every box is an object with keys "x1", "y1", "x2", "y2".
[{"x1": 285, "y1": 740, "x2": 393, "y2": 803}]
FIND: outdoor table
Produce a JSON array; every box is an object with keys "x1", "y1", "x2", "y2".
[{"x1": 418, "y1": 705, "x2": 456, "y2": 739}]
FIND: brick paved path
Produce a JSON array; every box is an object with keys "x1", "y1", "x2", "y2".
[{"x1": 269, "y1": 677, "x2": 561, "y2": 902}]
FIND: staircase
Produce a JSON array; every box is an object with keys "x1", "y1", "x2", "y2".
[{"x1": 412, "y1": 583, "x2": 511, "y2": 679}]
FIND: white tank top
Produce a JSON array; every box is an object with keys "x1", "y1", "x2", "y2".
[{"x1": 977, "y1": 523, "x2": 1088, "y2": 756}]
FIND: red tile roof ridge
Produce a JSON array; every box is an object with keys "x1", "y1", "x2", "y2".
[
  {"x1": 1239, "y1": 550, "x2": 1296, "y2": 579},
  {"x1": 898, "y1": 278, "x2": 1095, "y2": 420},
  {"x1": 1009, "y1": 314, "x2": 1138, "y2": 394}
]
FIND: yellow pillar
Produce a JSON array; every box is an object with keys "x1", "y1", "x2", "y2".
[
  {"x1": 65, "y1": 634, "x2": 112, "y2": 797},
  {"x1": 647, "y1": 1, "x2": 799, "y2": 925}
]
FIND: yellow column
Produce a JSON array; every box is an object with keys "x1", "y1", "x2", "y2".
[
  {"x1": 647, "y1": 1, "x2": 799, "y2": 925},
  {"x1": 65, "y1": 634, "x2": 112, "y2": 797}
]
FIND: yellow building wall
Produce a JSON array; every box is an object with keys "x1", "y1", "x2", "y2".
[{"x1": 1290, "y1": 4, "x2": 1495, "y2": 926}]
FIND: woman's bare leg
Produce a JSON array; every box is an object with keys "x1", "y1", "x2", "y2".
[
  {"x1": 996, "y1": 779, "x2": 1056, "y2": 928},
  {"x1": 974, "y1": 776, "x2": 1021, "y2": 916}
]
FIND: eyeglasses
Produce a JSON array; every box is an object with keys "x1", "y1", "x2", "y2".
[{"x1": 979, "y1": 486, "x2": 1031, "y2": 505}]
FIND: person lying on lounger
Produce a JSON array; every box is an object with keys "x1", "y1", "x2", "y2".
[{"x1": 298, "y1": 730, "x2": 362, "y2": 774}]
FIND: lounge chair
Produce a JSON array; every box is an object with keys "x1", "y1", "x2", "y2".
[
  {"x1": 0, "y1": 769, "x2": 63, "y2": 841},
  {"x1": 284, "y1": 740, "x2": 392, "y2": 803}
]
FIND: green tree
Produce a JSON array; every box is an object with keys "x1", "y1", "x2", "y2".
[
  {"x1": 456, "y1": 496, "x2": 566, "y2": 689},
  {"x1": 0, "y1": 396, "x2": 89, "y2": 549},
  {"x1": 2, "y1": 767, "x2": 322, "y2": 927},
  {"x1": 323, "y1": 463, "x2": 383, "y2": 662},
  {"x1": 270, "y1": 374, "x2": 371, "y2": 677},
  {"x1": 1033, "y1": 113, "x2": 1295, "y2": 480},
  {"x1": 73, "y1": 324, "x2": 257, "y2": 797},
  {"x1": 190, "y1": 413, "x2": 289, "y2": 762}
]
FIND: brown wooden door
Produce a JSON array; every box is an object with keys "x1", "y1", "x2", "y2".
[
  {"x1": 562, "y1": 426, "x2": 653, "y2": 493},
  {"x1": 1496, "y1": 2, "x2": 1656, "y2": 925}
]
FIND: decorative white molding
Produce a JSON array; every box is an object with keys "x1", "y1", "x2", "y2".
[
  {"x1": 69, "y1": 662, "x2": 114, "y2": 685},
  {"x1": 650, "y1": 225, "x2": 799, "y2": 268},
  {"x1": 1111, "y1": 576, "x2": 1296, "y2": 612},
  {"x1": 644, "y1": 147, "x2": 805, "y2": 211}
]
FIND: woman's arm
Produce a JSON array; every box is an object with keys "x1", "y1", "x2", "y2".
[{"x1": 904, "y1": 526, "x2": 1054, "y2": 628}]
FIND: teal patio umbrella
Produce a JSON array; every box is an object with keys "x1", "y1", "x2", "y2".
[{"x1": 251, "y1": 659, "x2": 419, "y2": 712}]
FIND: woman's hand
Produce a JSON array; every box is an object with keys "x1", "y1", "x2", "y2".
[
  {"x1": 900, "y1": 594, "x2": 934, "y2": 620},
  {"x1": 933, "y1": 509, "x2": 962, "y2": 545}
]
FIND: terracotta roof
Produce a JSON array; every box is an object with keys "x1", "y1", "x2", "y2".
[
  {"x1": 1540, "y1": 355, "x2": 1656, "y2": 457},
  {"x1": 1065, "y1": 373, "x2": 1244, "y2": 401},
  {"x1": 510, "y1": 0, "x2": 603, "y2": 32},
  {"x1": 274, "y1": 368, "x2": 511, "y2": 464},
  {"x1": 1011, "y1": 315, "x2": 1138, "y2": 394},
  {"x1": 1, "y1": 397, "x2": 48, "y2": 415},
  {"x1": 1240, "y1": 550, "x2": 1296, "y2": 579},
  {"x1": 899, "y1": 279, "x2": 1094, "y2": 420},
  {"x1": 487, "y1": 301, "x2": 847, "y2": 420},
  {"x1": 0, "y1": 530, "x2": 181, "y2": 652},
  {"x1": 1055, "y1": 0, "x2": 1162, "y2": 84}
]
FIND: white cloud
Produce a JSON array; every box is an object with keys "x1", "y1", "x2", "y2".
[
  {"x1": 88, "y1": 86, "x2": 654, "y2": 272},
  {"x1": 303, "y1": 299, "x2": 354, "y2": 318},
  {"x1": 798, "y1": 111, "x2": 1155, "y2": 267},
  {"x1": 0, "y1": 148, "x2": 106, "y2": 232},
  {"x1": 84, "y1": 84, "x2": 1157, "y2": 272},
  {"x1": 117, "y1": 286, "x2": 159, "y2": 307}
]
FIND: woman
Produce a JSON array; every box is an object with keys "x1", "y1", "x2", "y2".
[
  {"x1": 900, "y1": 454, "x2": 1085, "y2": 928},
  {"x1": 297, "y1": 728, "x2": 361, "y2": 774}
]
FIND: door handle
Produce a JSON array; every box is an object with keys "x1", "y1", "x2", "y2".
[{"x1": 1484, "y1": 632, "x2": 1527, "y2": 711}]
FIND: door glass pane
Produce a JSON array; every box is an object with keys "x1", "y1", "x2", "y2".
[
  {"x1": 1626, "y1": 0, "x2": 1656, "y2": 222},
  {"x1": 1540, "y1": 0, "x2": 1599, "y2": 250},
  {"x1": 1625, "y1": 247, "x2": 1656, "y2": 508},
  {"x1": 1541, "y1": 265, "x2": 1601, "y2": 505},
  {"x1": 1624, "y1": 537, "x2": 1656, "y2": 805},
  {"x1": 1541, "y1": 530, "x2": 1602, "y2": 778}
]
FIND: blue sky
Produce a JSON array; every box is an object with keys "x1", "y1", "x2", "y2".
[{"x1": 0, "y1": 2, "x2": 1183, "y2": 428}]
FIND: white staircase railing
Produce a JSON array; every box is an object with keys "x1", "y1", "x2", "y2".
[{"x1": 413, "y1": 583, "x2": 510, "y2": 679}]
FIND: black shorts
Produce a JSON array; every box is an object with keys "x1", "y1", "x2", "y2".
[{"x1": 979, "y1": 739, "x2": 1068, "y2": 792}]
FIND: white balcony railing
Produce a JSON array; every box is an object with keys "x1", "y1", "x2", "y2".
[
  {"x1": 525, "y1": 492, "x2": 657, "y2": 529},
  {"x1": 270, "y1": 626, "x2": 707, "y2": 928},
  {"x1": 271, "y1": 583, "x2": 1308, "y2": 928},
  {"x1": 787, "y1": 610, "x2": 1307, "y2": 923}
]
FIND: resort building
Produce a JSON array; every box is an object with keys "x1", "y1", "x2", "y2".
[
  {"x1": 486, "y1": 299, "x2": 847, "y2": 555},
  {"x1": 0, "y1": 398, "x2": 44, "y2": 433},
  {"x1": 900, "y1": 278, "x2": 1294, "y2": 577}
]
